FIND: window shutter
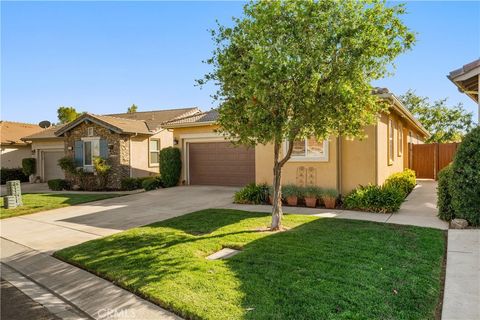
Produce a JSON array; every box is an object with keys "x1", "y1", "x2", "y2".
[
  {"x1": 100, "y1": 139, "x2": 109, "y2": 159},
  {"x1": 74, "y1": 141, "x2": 83, "y2": 167}
]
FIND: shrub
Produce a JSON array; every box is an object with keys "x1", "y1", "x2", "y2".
[
  {"x1": 450, "y1": 127, "x2": 480, "y2": 226},
  {"x1": 0, "y1": 168, "x2": 28, "y2": 184},
  {"x1": 47, "y1": 179, "x2": 69, "y2": 191},
  {"x1": 121, "y1": 178, "x2": 139, "y2": 191},
  {"x1": 22, "y1": 158, "x2": 36, "y2": 176},
  {"x1": 282, "y1": 184, "x2": 301, "y2": 198},
  {"x1": 437, "y1": 164, "x2": 454, "y2": 221},
  {"x1": 160, "y1": 147, "x2": 181, "y2": 188},
  {"x1": 234, "y1": 183, "x2": 269, "y2": 204},
  {"x1": 93, "y1": 157, "x2": 111, "y2": 190},
  {"x1": 142, "y1": 177, "x2": 163, "y2": 191},
  {"x1": 303, "y1": 186, "x2": 323, "y2": 198},
  {"x1": 343, "y1": 184, "x2": 405, "y2": 213},
  {"x1": 58, "y1": 157, "x2": 76, "y2": 174},
  {"x1": 384, "y1": 169, "x2": 416, "y2": 196}
]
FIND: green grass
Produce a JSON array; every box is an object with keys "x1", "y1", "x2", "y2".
[
  {"x1": 0, "y1": 193, "x2": 122, "y2": 219},
  {"x1": 55, "y1": 209, "x2": 445, "y2": 320}
]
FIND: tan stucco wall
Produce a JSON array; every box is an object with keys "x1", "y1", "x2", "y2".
[
  {"x1": 1, "y1": 145, "x2": 32, "y2": 168},
  {"x1": 340, "y1": 125, "x2": 377, "y2": 194},
  {"x1": 130, "y1": 130, "x2": 173, "y2": 178},
  {"x1": 255, "y1": 138, "x2": 338, "y2": 190}
]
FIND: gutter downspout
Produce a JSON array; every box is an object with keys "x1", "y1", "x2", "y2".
[
  {"x1": 336, "y1": 136, "x2": 342, "y2": 196},
  {"x1": 129, "y1": 132, "x2": 138, "y2": 178},
  {"x1": 375, "y1": 120, "x2": 379, "y2": 185}
]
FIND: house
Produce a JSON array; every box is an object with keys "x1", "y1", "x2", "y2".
[
  {"x1": 162, "y1": 89, "x2": 429, "y2": 194},
  {"x1": 448, "y1": 58, "x2": 479, "y2": 123},
  {"x1": 21, "y1": 108, "x2": 199, "y2": 187},
  {"x1": 0, "y1": 121, "x2": 44, "y2": 169}
]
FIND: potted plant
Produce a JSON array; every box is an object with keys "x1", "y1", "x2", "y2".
[
  {"x1": 321, "y1": 189, "x2": 338, "y2": 209},
  {"x1": 304, "y1": 186, "x2": 322, "y2": 208},
  {"x1": 283, "y1": 184, "x2": 300, "y2": 206}
]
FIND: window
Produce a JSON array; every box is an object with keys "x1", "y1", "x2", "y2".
[
  {"x1": 87, "y1": 127, "x2": 94, "y2": 137},
  {"x1": 397, "y1": 122, "x2": 403, "y2": 156},
  {"x1": 149, "y1": 139, "x2": 160, "y2": 166},
  {"x1": 83, "y1": 139, "x2": 100, "y2": 167},
  {"x1": 287, "y1": 138, "x2": 329, "y2": 161},
  {"x1": 388, "y1": 118, "x2": 394, "y2": 165}
]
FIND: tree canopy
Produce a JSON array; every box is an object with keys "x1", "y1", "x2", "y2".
[
  {"x1": 57, "y1": 106, "x2": 80, "y2": 124},
  {"x1": 399, "y1": 90, "x2": 474, "y2": 143},
  {"x1": 200, "y1": 0, "x2": 415, "y2": 229},
  {"x1": 127, "y1": 104, "x2": 138, "y2": 113}
]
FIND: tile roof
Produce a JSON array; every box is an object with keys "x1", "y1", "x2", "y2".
[
  {"x1": 162, "y1": 109, "x2": 218, "y2": 127},
  {"x1": 0, "y1": 121, "x2": 44, "y2": 145},
  {"x1": 106, "y1": 107, "x2": 200, "y2": 131},
  {"x1": 55, "y1": 113, "x2": 153, "y2": 136},
  {"x1": 22, "y1": 124, "x2": 65, "y2": 140}
]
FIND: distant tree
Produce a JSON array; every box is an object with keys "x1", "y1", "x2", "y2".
[
  {"x1": 199, "y1": 0, "x2": 415, "y2": 230},
  {"x1": 57, "y1": 106, "x2": 80, "y2": 124},
  {"x1": 127, "y1": 104, "x2": 138, "y2": 113},
  {"x1": 399, "y1": 90, "x2": 474, "y2": 143}
]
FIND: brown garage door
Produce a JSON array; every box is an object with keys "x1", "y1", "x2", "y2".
[{"x1": 188, "y1": 142, "x2": 255, "y2": 186}]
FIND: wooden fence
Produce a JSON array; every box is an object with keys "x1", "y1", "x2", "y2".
[{"x1": 409, "y1": 143, "x2": 459, "y2": 179}]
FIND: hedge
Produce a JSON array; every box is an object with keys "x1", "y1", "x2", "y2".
[
  {"x1": 22, "y1": 158, "x2": 36, "y2": 176},
  {"x1": 1, "y1": 168, "x2": 29, "y2": 185},
  {"x1": 450, "y1": 127, "x2": 480, "y2": 226},
  {"x1": 437, "y1": 164, "x2": 454, "y2": 221},
  {"x1": 343, "y1": 184, "x2": 405, "y2": 213},
  {"x1": 384, "y1": 168, "x2": 416, "y2": 196},
  {"x1": 160, "y1": 147, "x2": 181, "y2": 188},
  {"x1": 47, "y1": 179, "x2": 70, "y2": 191}
]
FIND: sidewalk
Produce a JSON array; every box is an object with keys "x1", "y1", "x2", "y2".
[
  {"x1": 1, "y1": 238, "x2": 181, "y2": 320},
  {"x1": 442, "y1": 230, "x2": 480, "y2": 320}
]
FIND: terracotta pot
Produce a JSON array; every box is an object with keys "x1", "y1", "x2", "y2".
[
  {"x1": 323, "y1": 196, "x2": 336, "y2": 209},
  {"x1": 304, "y1": 197, "x2": 317, "y2": 208},
  {"x1": 286, "y1": 196, "x2": 298, "y2": 206}
]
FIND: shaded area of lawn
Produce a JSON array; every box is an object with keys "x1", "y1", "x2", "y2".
[
  {"x1": 0, "y1": 193, "x2": 122, "y2": 219},
  {"x1": 55, "y1": 209, "x2": 445, "y2": 320}
]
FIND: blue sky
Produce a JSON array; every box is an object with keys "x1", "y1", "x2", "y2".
[{"x1": 1, "y1": 1, "x2": 479, "y2": 124}]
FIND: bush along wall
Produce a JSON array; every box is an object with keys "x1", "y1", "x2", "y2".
[
  {"x1": 1, "y1": 168, "x2": 29, "y2": 185},
  {"x1": 160, "y1": 147, "x2": 181, "y2": 188},
  {"x1": 343, "y1": 169, "x2": 416, "y2": 213},
  {"x1": 449, "y1": 127, "x2": 480, "y2": 226},
  {"x1": 437, "y1": 164, "x2": 455, "y2": 221}
]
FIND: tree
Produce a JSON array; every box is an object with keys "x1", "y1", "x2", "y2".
[
  {"x1": 57, "y1": 106, "x2": 80, "y2": 124},
  {"x1": 199, "y1": 0, "x2": 415, "y2": 229},
  {"x1": 127, "y1": 104, "x2": 138, "y2": 113},
  {"x1": 399, "y1": 90, "x2": 474, "y2": 143}
]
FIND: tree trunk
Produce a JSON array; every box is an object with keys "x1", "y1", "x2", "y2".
[{"x1": 270, "y1": 138, "x2": 294, "y2": 230}]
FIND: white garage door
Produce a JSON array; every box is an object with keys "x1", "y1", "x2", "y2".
[{"x1": 43, "y1": 151, "x2": 65, "y2": 181}]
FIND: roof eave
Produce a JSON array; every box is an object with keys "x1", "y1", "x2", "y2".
[
  {"x1": 378, "y1": 93, "x2": 430, "y2": 138},
  {"x1": 162, "y1": 121, "x2": 216, "y2": 129}
]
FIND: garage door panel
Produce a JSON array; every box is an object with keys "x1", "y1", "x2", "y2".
[
  {"x1": 43, "y1": 151, "x2": 65, "y2": 181},
  {"x1": 189, "y1": 142, "x2": 255, "y2": 186}
]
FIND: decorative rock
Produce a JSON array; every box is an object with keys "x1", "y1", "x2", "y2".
[
  {"x1": 450, "y1": 218, "x2": 468, "y2": 229},
  {"x1": 206, "y1": 248, "x2": 241, "y2": 260},
  {"x1": 72, "y1": 184, "x2": 81, "y2": 191}
]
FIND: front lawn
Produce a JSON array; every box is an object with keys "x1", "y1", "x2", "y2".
[
  {"x1": 56, "y1": 209, "x2": 445, "y2": 320},
  {"x1": 0, "y1": 193, "x2": 122, "y2": 219}
]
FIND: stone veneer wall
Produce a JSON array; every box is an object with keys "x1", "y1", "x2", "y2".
[{"x1": 64, "y1": 121, "x2": 130, "y2": 190}]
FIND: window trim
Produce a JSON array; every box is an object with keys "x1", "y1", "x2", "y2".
[
  {"x1": 397, "y1": 121, "x2": 403, "y2": 156},
  {"x1": 81, "y1": 137, "x2": 100, "y2": 171},
  {"x1": 148, "y1": 138, "x2": 161, "y2": 167},
  {"x1": 284, "y1": 138, "x2": 329, "y2": 162},
  {"x1": 388, "y1": 118, "x2": 394, "y2": 165}
]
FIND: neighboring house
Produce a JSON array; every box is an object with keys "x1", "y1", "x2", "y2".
[
  {"x1": 22, "y1": 108, "x2": 199, "y2": 188},
  {"x1": 0, "y1": 121, "x2": 43, "y2": 169},
  {"x1": 448, "y1": 58, "x2": 479, "y2": 123},
  {"x1": 162, "y1": 88, "x2": 429, "y2": 193}
]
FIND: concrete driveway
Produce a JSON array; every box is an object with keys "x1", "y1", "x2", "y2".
[{"x1": 0, "y1": 185, "x2": 236, "y2": 253}]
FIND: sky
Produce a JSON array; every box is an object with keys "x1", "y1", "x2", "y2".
[{"x1": 1, "y1": 1, "x2": 479, "y2": 124}]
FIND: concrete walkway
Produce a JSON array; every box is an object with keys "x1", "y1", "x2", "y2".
[
  {"x1": 225, "y1": 180, "x2": 448, "y2": 230},
  {"x1": 0, "y1": 186, "x2": 236, "y2": 320},
  {"x1": 442, "y1": 230, "x2": 480, "y2": 320}
]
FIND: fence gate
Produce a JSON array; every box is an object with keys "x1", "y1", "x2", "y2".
[{"x1": 410, "y1": 143, "x2": 459, "y2": 179}]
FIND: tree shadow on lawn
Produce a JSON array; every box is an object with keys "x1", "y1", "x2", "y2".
[{"x1": 56, "y1": 210, "x2": 445, "y2": 320}]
